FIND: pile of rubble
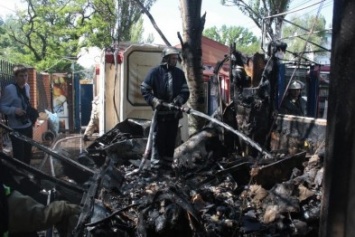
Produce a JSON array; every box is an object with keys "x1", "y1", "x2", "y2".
[{"x1": 69, "y1": 120, "x2": 324, "y2": 237}]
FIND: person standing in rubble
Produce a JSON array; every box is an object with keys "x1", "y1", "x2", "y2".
[
  {"x1": 141, "y1": 46, "x2": 190, "y2": 175},
  {"x1": 279, "y1": 80, "x2": 307, "y2": 116},
  {"x1": 83, "y1": 94, "x2": 100, "y2": 142},
  {"x1": 0, "y1": 65, "x2": 34, "y2": 164}
]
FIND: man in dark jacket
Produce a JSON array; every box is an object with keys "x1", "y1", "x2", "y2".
[{"x1": 141, "y1": 47, "x2": 190, "y2": 175}]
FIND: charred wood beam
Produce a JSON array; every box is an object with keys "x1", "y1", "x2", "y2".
[
  {"x1": 198, "y1": 152, "x2": 306, "y2": 189},
  {"x1": 73, "y1": 157, "x2": 112, "y2": 236},
  {"x1": 197, "y1": 161, "x2": 252, "y2": 187},
  {"x1": 174, "y1": 127, "x2": 217, "y2": 158},
  {"x1": 0, "y1": 152, "x2": 84, "y2": 194},
  {"x1": 85, "y1": 203, "x2": 139, "y2": 227},
  {"x1": 73, "y1": 171, "x2": 101, "y2": 237},
  {"x1": 252, "y1": 151, "x2": 307, "y2": 189},
  {"x1": 0, "y1": 122, "x2": 94, "y2": 175}
]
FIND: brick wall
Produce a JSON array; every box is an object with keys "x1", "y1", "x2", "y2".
[
  {"x1": 36, "y1": 73, "x2": 52, "y2": 112},
  {"x1": 41, "y1": 73, "x2": 52, "y2": 111},
  {"x1": 27, "y1": 67, "x2": 38, "y2": 108},
  {"x1": 27, "y1": 69, "x2": 52, "y2": 112}
]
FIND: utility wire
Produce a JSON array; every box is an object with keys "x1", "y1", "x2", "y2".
[
  {"x1": 289, "y1": 0, "x2": 313, "y2": 9},
  {"x1": 296, "y1": 35, "x2": 330, "y2": 52},
  {"x1": 285, "y1": 50, "x2": 322, "y2": 65},
  {"x1": 279, "y1": 28, "x2": 332, "y2": 41},
  {"x1": 291, "y1": 0, "x2": 332, "y2": 19},
  {"x1": 263, "y1": 0, "x2": 325, "y2": 19},
  {"x1": 0, "y1": 3, "x2": 17, "y2": 13},
  {"x1": 281, "y1": 19, "x2": 331, "y2": 52},
  {"x1": 278, "y1": 0, "x2": 325, "y2": 108},
  {"x1": 278, "y1": 1, "x2": 332, "y2": 61}
]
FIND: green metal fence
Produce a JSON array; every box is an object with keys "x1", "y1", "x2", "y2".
[{"x1": 0, "y1": 60, "x2": 15, "y2": 92}]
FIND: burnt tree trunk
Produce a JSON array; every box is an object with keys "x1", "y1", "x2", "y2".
[
  {"x1": 178, "y1": 0, "x2": 206, "y2": 135},
  {"x1": 320, "y1": 1, "x2": 355, "y2": 236}
]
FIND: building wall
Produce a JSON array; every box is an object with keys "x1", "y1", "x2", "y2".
[
  {"x1": 37, "y1": 73, "x2": 52, "y2": 112},
  {"x1": 27, "y1": 68, "x2": 52, "y2": 112},
  {"x1": 27, "y1": 67, "x2": 38, "y2": 108}
]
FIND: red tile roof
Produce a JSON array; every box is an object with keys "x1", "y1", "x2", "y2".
[{"x1": 201, "y1": 36, "x2": 229, "y2": 66}]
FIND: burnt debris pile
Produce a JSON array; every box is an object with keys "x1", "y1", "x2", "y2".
[{"x1": 72, "y1": 119, "x2": 324, "y2": 237}]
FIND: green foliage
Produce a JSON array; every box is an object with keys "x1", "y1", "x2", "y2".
[
  {"x1": 204, "y1": 26, "x2": 222, "y2": 43},
  {"x1": 0, "y1": 0, "x2": 156, "y2": 71},
  {"x1": 0, "y1": 17, "x2": 27, "y2": 63},
  {"x1": 203, "y1": 25, "x2": 262, "y2": 55},
  {"x1": 130, "y1": 18, "x2": 144, "y2": 43},
  {"x1": 221, "y1": 0, "x2": 291, "y2": 39},
  {"x1": 282, "y1": 14, "x2": 327, "y2": 60}
]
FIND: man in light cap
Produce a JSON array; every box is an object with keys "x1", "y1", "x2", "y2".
[
  {"x1": 141, "y1": 46, "x2": 190, "y2": 176},
  {"x1": 279, "y1": 80, "x2": 306, "y2": 116}
]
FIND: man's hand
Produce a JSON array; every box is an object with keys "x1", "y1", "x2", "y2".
[
  {"x1": 172, "y1": 96, "x2": 184, "y2": 107},
  {"x1": 15, "y1": 108, "x2": 26, "y2": 116},
  {"x1": 151, "y1": 98, "x2": 163, "y2": 110}
]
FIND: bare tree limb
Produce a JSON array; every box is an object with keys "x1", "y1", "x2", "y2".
[{"x1": 132, "y1": 0, "x2": 171, "y2": 46}]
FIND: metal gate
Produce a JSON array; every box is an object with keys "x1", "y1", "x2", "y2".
[{"x1": 0, "y1": 60, "x2": 15, "y2": 92}]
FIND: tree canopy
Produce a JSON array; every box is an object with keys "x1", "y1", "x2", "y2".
[
  {"x1": 0, "y1": 0, "x2": 156, "y2": 71},
  {"x1": 221, "y1": 0, "x2": 291, "y2": 40},
  {"x1": 203, "y1": 25, "x2": 261, "y2": 55},
  {"x1": 282, "y1": 14, "x2": 328, "y2": 62}
]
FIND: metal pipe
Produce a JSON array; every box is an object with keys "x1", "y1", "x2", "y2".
[
  {"x1": 161, "y1": 102, "x2": 273, "y2": 159},
  {"x1": 125, "y1": 110, "x2": 158, "y2": 176}
]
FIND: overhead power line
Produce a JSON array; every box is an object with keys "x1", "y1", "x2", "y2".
[
  {"x1": 290, "y1": 0, "x2": 313, "y2": 9},
  {"x1": 292, "y1": 0, "x2": 332, "y2": 19},
  {"x1": 0, "y1": 3, "x2": 17, "y2": 13},
  {"x1": 263, "y1": 0, "x2": 325, "y2": 19},
  {"x1": 279, "y1": 28, "x2": 332, "y2": 41}
]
